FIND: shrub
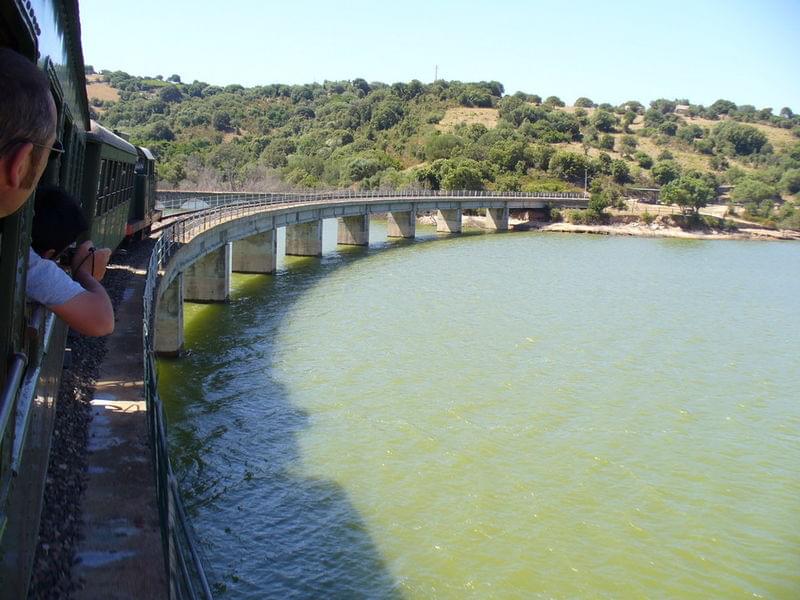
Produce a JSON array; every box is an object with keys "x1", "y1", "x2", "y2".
[
  {"x1": 779, "y1": 169, "x2": 800, "y2": 194},
  {"x1": 610, "y1": 160, "x2": 631, "y2": 183},
  {"x1": 549, "y1": 150, "x2": 589, "y2": 182},
  {"x1": 641, "y1": 210, "x2": 655, "y2": 225},
  {"x1": 566, "y1": 209, "x2": 587, "y2": 224},
  {"x1": 634, "y1": 151, "x2": 653, "y2": 169},
  {"x1": 711, "y1": 121, "x2": 768, "y2": 155},
  {"x1": 652, "y1": 160, "x2": 681, "y2": 185},
  {"x1": 591, "y1": 110, "x2": 617, "y2": 133},
  {"x1": 731, "y1": 178, "x2": 777, "y2": 203}
]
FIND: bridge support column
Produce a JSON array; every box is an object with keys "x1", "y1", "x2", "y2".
[
  {"x1": 485, "y1": 207, "x2": 509, "y2": 231},
  {"x1": 286, "y1": 220, "x2": 323, "y2": 256},
  {"x1": 436, "y1": 209, "x2": 462, "y2": 233},
  {"x1": 232, "y1": 230, "x2": 277, "y2": 274},
  {"x1": 184, "y1": 243, "x2": 231, "y2": 302},
  {"x1": 155, "y1": 274, "x2": 183, "y2": 356},
  {"x1": 337, "y1": 215, "x2": 369, "y2": 246},
  {"x1": 387, "y1": 210, "x2": 416, "y2": 238}
]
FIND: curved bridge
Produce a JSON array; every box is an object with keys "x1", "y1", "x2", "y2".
[
  {"x1": 151, "y1": 189, "x2": 588, "y2": 355},
  {"x1": 140, "y1": 188, "x2": 586, "y2": 595}
]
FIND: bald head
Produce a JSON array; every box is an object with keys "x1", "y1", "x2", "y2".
[{"x1": 0, "y1": 48, "x2": 56, "y2": 155}]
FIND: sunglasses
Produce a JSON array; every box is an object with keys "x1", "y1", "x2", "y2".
[
  {"x1": 31, "y1": 139, "x2": 65, "y2": 161},
  {"x1": 0, "y1": 138, "x2": 64, "y2": 161}
]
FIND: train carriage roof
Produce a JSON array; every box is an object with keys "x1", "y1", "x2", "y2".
[
  {"x1": 137, "y1": 146, "x2": 156, "y2": 161},
  {"x1": 88, "y1": 120, "x2": 138, "y2": 156}
]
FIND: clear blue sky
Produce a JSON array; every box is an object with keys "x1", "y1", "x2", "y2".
[{"x1": 79, "y1": 0, "x2": 799, "y2": 110}]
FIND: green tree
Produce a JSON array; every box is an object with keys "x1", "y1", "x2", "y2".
[
  {"x1": 660, "y1": 174, "x2": 715, "y2": 214},
  {"x1": 779, "y1": 169, "x2": 800, "y2": 194},
  {"x1": 574, "y1": 97, "x2": 595, "y2": 108},
  {"x1": 709, "y1": 99, "x2": 737, "y2": 116},
  {"x1": 371, "y1": 99, "x2": 404, "y2": 130},
  {"x1": 610, "y1": 159, "x2": 631, "y2": 183},
  {"x1": 652, "y1": 160, "x2": 681, "y2": 185},
  {"x1": 711, "y1": 121, "x2": 768, "y2": 155},
  {"x1": 424, "y1": 133, "x2": 464, "y2": 160},
  {"x1": 650, "y1": 98, "x2": 677, "y2": 114},
  {"x1": 620, "y1": 100, "x2": 644, "y2": 114},
  {"x1": 544, "y1": 95, "x2": 565, "y2": 107},
  {"x1": 587, "y1": 178, "x2": 622, "y2": 217},
  {"x1": 591, "y1": 110, "x2": 617, "y2": 132},
  {"x1": 549, "y1": 150, "x2": 588, "y2": 182},
  {"x1": 658, "y1": 121, "x2": 677, "y2": 136},
  {"x1": 619, "y1": 134, "x2": 638, "y2": 157},
  {"x1": 345, "y1": 157, "x2": 384, "y2": 182},
  {"x1": 212, "y1": 111, "x2": 232, "y2": 131},
  {"x1": 144, "y1": 122, "x2": 175, "y2": 141},
  {"x1": 598, "y1": 134, "x2": 615, "y2": 150},
  {"x1": 731, "y1": 178, "x2": 777, "y2": 203},
  {"x1": 634, "y1": 151, "x2": 653, "y2": 169},
  {"x1": 488, "y1": 140, "x2": 530, "y2": 172},
  {"x1": 441, "y1": 163, "x2": 484, "y2": 190},
  {"x1": 158, "y1": 85, "x2": 182, "y2": 103}
]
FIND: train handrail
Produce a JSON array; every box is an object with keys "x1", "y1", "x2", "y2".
[
  {"x1": 0, "y1": 353, "x2": 28, "y2": 451},
  {"x1": 11, "y1": 312, "x2": 57, "y2": 475}
]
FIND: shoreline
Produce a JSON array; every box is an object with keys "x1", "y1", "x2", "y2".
[
  {"x1": 523, "y1": 221, "x2": 800, "y2": 241},
  {"x1": 450, "y1": 214, "x2": 800, "y2": 241}
]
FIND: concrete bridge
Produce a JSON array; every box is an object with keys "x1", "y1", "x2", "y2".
[{"x1": 152, "y1": 190, "x2": 588, "y2": 355}]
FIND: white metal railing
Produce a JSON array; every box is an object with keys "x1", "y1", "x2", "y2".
[{"x1": 156, "y1": 188, "x2": 589, "y2": 211}]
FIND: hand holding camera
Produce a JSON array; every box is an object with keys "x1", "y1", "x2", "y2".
[{"x1": 70, "y1": 240, "x2": 111, "y2": 282}]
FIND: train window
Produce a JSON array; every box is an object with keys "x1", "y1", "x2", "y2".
[{"x1": 97, "y1": 160, "x2": 106, "y2": 196}]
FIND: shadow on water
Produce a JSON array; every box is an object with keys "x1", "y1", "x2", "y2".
[{"x1": 157, "y1": 228, "x2": 488, "y2": 598}]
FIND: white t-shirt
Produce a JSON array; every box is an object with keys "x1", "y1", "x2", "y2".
[{"x1": 26, "y1": 248, "x2": 85, "y2": 306}]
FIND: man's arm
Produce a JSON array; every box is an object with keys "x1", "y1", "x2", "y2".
[
  {"x1": 49, "y1": 268, "x2": 114, "y2": 337},
  {"x1": 46, "y1": 241, "x2": 114, "y2": 337}
]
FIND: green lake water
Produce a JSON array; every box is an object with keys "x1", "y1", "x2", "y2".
[{"x1": 158, "y1": 221, "x2": 800, "y2": 599}]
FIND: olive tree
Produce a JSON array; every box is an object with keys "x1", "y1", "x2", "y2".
[{"x1": 660, "y1": 174, "x2": 716, "y2": 214}]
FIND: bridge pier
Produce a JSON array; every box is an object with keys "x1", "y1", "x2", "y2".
[
  {"x1": 286, "y1": 221, "x2": 322, "y2": 256},
  {"x1": 436, "y1": 209, "x2": 462, "y2": 234},
  {"x1": 183, "y1": 243, "x2": 231, "y2": 302},
  {"x1": 232, "y1": 230, "x2": 277, "y2": 274},
  {"x1": 387, "y1": 210, "x2": 416, "y2": 238},
  {"x1": 337, "y1": 215, "x2": 369, "y2": 246},
  {"x1": 154, "y1": 274, "x2": 183, "y2": 356},
  {"x1": 485, "y1": 207, "x2": 509, "y2": 231}
]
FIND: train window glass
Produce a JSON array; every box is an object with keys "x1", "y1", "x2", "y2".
[{"x1": 98, "y1": 160, "x2": 106, "y2": 196}]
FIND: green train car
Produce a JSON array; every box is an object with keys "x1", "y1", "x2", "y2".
[
  {"x1": 81, "y1": 121, "x2": 160, "y2": 249},
  {"x1": 0, "y1": 2, "x2": 159, "y2": 597}
]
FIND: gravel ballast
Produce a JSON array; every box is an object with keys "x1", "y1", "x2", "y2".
[{"x1": 27, "y1": 237, "x2": 155, "y2": 600}]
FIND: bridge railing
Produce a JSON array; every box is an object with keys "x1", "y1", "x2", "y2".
[
  {"x1": 143, "y1": 227, "x2": 214, "y2": 599},
  {"x1": 157, "y1": 188, "x2": 589, "y2": 211}
]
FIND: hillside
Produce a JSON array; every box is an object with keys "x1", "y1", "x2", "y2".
[{"x1": 87, "y1": 71, "x2": 800, "y2": 227}]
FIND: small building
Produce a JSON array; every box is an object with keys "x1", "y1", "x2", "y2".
[{"x1": 674, "y1": 104, "x2": 691, "y2": 116}]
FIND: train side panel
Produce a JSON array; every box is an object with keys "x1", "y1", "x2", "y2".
[{"x1": 0, "y1": 1, "x2": 90, "y2": 597}]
